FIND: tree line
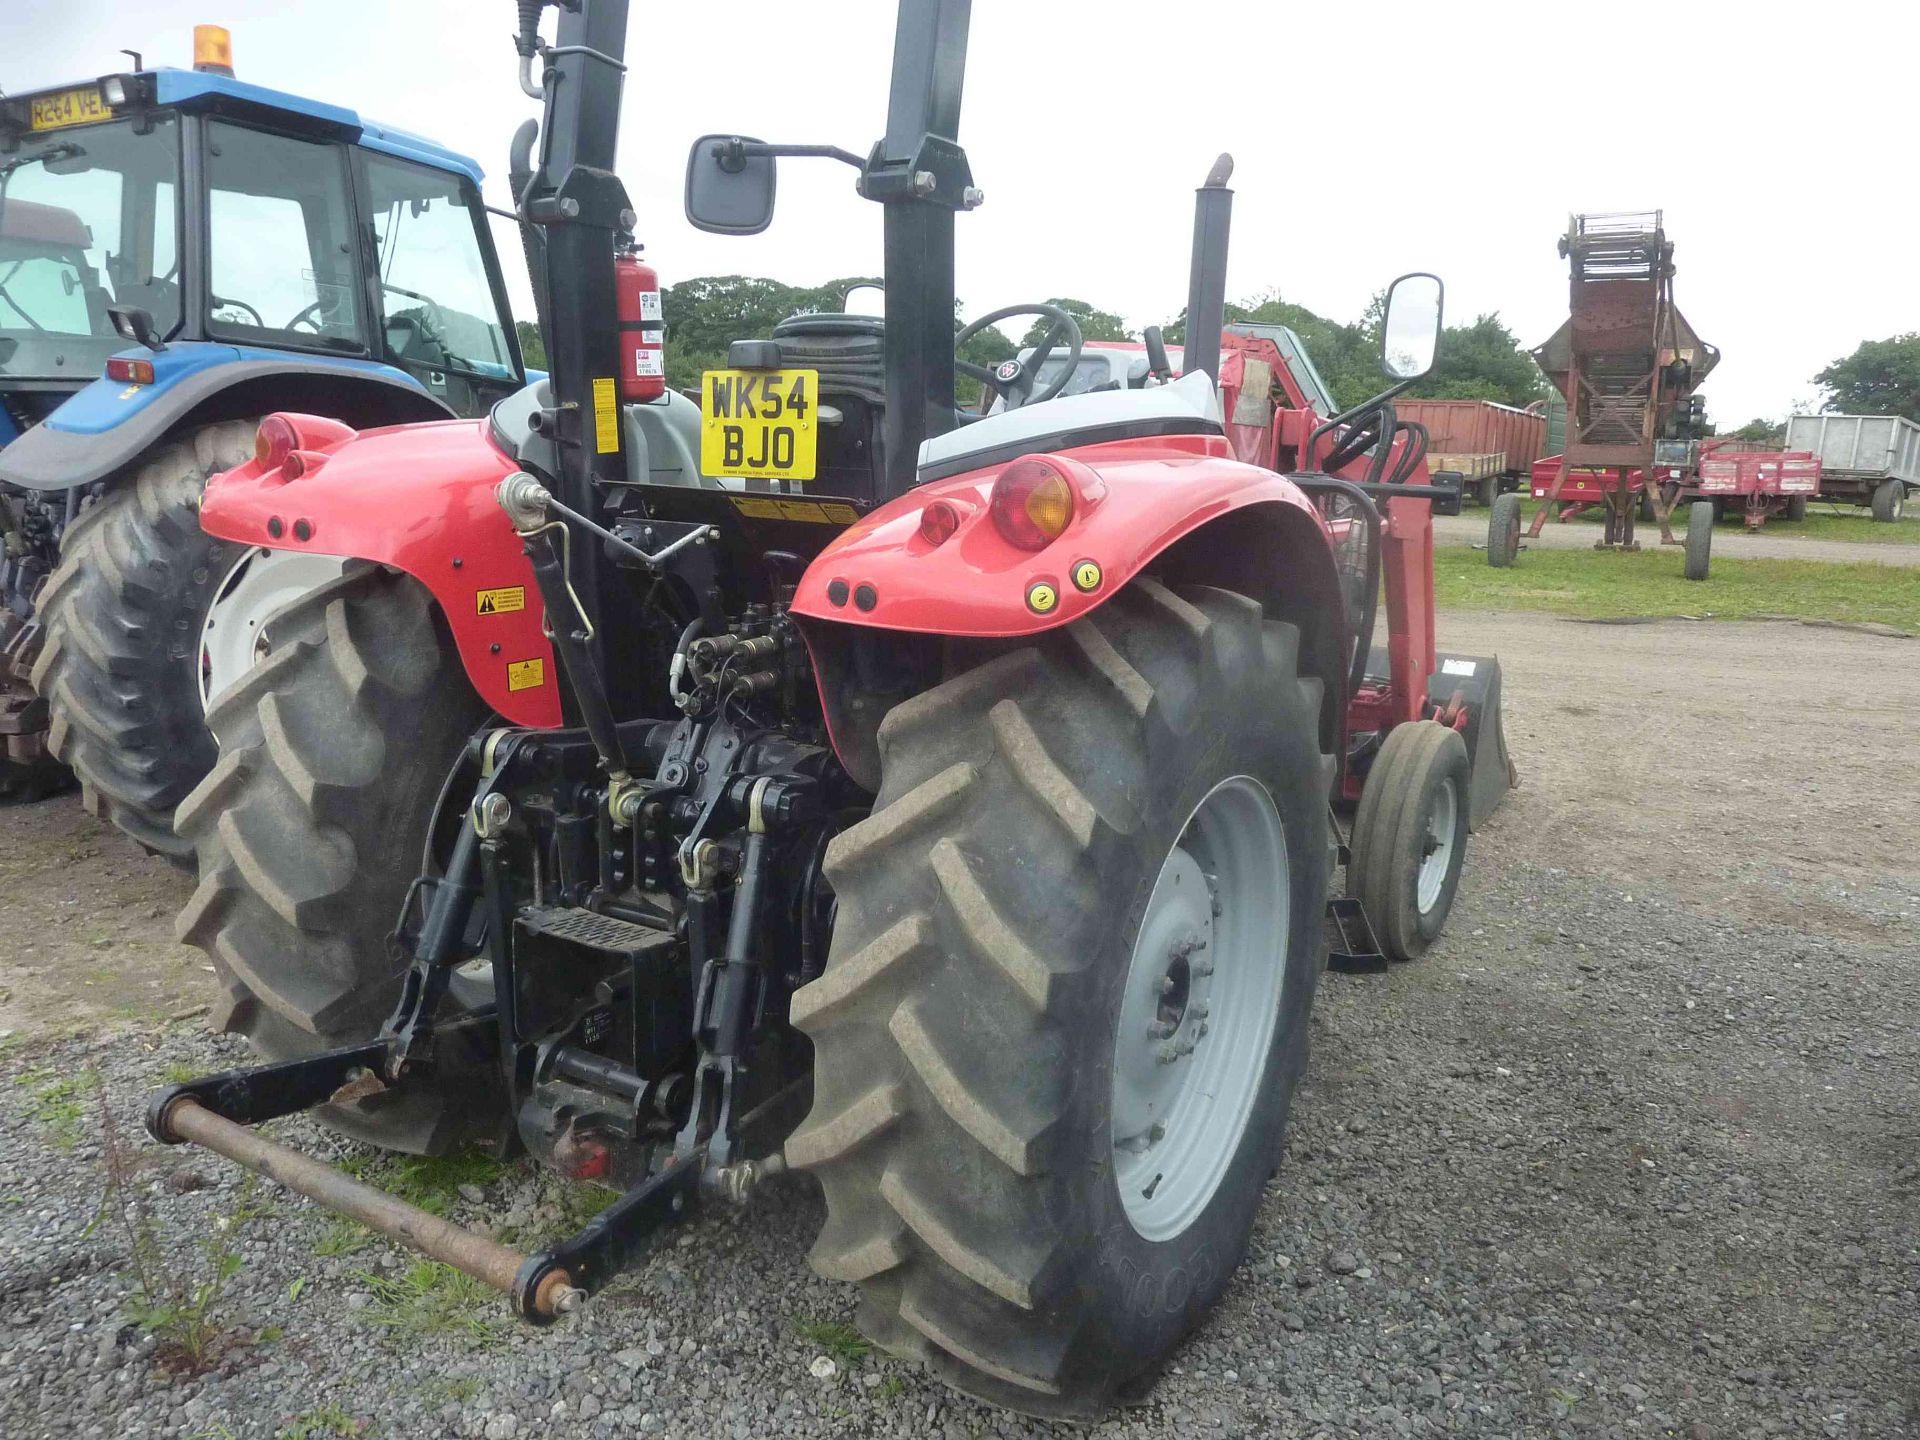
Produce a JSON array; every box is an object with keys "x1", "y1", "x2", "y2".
[{"x1": 516, "y1": 284, "x2": 1920, "y2": 433}]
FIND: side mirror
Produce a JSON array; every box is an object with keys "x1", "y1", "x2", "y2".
[
  {"x1": 1379, "y1": 272, "x2": 1442, "y2": 381},
  {"x1": 841, "y1": 283, "x2": 885, "y2": 317},
  {"x1": 1143, "y1": 325, "x2": 1174, "y2": 384},
  {"x1": 684, "y1": 135, "x2": 777, "y2": 236},
  {"x1": 107, "y1": 303, "x2": 165, "y2": 352}
]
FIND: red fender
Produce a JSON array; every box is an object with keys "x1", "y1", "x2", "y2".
[
  {"x1": 198, "y1": 416, "x2": 561, "y2": 726},
  {"x1": 789, "y1": 432, "x2": 1329, "y2": 636}
]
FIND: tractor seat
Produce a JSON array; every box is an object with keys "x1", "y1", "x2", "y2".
[{"x1": 763, "y1": 313, "x2": 887, "y2": 408}]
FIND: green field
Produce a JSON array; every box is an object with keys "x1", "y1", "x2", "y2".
[{"x1": 1434, "y1": 544, "x2": 1920, "y2": 631}]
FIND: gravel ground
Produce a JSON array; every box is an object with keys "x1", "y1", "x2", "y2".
[
  {"x1": 1432, "y1": 511, "x2": 1920, "y2": 568},
  {"x1": 0, "y1": 613, "x2": 1914, "y2": 1439}
]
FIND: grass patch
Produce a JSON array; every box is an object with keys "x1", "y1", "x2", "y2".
[
  {"x1": 797, "y1": 1318, "x2": 872, "y2": 1365},
  {"x1": 356, "y1": 1260, "x2": 503, "y2": 1342},
  {"x1": 313, "y1": 1218, "x2": 374, "y2": 1258},
  {"x1": 350, "y1": 1151, "x2": 513, "y2": 1217},
  {"x1": 275, "y1": 1403, "x2": 366, "y2": 1439},
  {"x1": 1435, "y1": 544, "x2": 1920, "y2": 630},
  {"x1": 1530, "y1": 498, "x2": 1920, "y2": 545},
  {"x1": 21, "y1": 1069, "x2": 99, "y2": 1150}
]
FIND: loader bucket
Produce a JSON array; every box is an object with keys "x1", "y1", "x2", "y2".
[{"x1": 1428, "y1": 654, "x2": 1517, "y2": 829}]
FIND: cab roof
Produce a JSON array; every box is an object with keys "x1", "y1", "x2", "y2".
[{"x1": 11, "y1": 67, "x2": 485, "y2": 187}]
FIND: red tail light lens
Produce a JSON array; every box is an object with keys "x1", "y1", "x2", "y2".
[
  {"x1": 988, "y1": 459, "x2": 1076, "y2": 551},
  {"x1": 254, "y1": 415, "x2": 298, "y2": 471},
  {"x1": 919, "y1": 499, "x2": 963, "y2": 546},
  {"x1": 282, "y1": 451, "x2": 309, "y2": 480}
]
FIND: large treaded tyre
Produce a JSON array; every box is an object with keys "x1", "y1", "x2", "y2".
[
  {"x1": 31, "y1": 420, "x2": 257, "y2": 860},
  {"x1": 1684, "y1": 500, "x2": 1714, "y2": 581},
  {"x1": 787, "y1": 579, "x2": 1333, "y2": 1418},
  {"x1": 1487, "y1": 492, "x2": 1522, "y2": 567},
  {"x1": 1871, "y1": 478, "x2": 1906, "y2": 524},
  {"x1": 173, "y1": 565, "x2": 498, "y2": 1153}
]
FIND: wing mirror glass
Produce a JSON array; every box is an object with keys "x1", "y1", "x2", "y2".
[
  {"x1": 684, "y1": 135, "x2": 777, "y2": 236},
  {"x1": 107, "y1": 303, "x2": 165, "y2": 352},
  {"x1": 1380, "y1": 272, "x2": 1442, "y2": 380},
  {"x1": 841, "y1": 283, "x2": 884, "y2": 317}
]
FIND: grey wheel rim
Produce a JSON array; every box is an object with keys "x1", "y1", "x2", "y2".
[
  {"x1": 1417, "y1": 775, "x2": 1458, "y2": 913},
  {"x1": 1111, "y1": 775, "x2": 1289, "y2": 1242},
  {"x1": 198, "y1": 548, "x2": 349, "y2": 713}
]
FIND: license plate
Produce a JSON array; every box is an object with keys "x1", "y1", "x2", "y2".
[
  {"x1": 700, "y1": 369, "x2": 818, "y2": 482},
  {"x1": 29, "y1": 86, "x2": 111, "y2": 132}
]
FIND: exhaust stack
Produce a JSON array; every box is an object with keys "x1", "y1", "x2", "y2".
[{"x1": 1182, "y1": 153, "x2": 1234, "y2": 385}]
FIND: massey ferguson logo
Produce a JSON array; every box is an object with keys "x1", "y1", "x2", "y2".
[{"x1": 996, "y1": 360, "x2": 1021, "y2": 381}]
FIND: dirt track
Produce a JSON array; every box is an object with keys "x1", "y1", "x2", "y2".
[{"x1": 0, "y1": 611, "x2": 1915, "y2": 1438}]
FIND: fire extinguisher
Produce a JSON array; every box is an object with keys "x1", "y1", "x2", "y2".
[{"x1": 614, "y1": 242, "x2": 665, "y2": 402}]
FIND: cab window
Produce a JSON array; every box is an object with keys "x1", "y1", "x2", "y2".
[
  {"x1": 204, "y1": 121, "x2": 361, "y2": 349},
  {"x1": 359, "y1": 151, "x2": 516, "y2": 386}
]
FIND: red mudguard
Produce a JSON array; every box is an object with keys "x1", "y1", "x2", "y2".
[
  {"x1": 788, "y1": 433, "x2": 1327, "y2": 635},
  {"x1": 198, "y1": 418, "x2": 561, "y2": 726}
]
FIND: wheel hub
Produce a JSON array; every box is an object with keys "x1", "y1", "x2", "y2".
[
  {"x1": 1111, "y1": 775, "x2": 1289, "y2": 1242},
  {"x1": 198, "y1": 548, "x2": 350, "y2": 713}
]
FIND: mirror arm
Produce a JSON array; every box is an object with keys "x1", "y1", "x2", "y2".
[{"x1": 714, "y1": 139, "x2": 866, "y2": 172}]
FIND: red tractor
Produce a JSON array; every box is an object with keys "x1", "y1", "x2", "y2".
[{"x1": 149, "y1": 0, "x2": 1513, "y2": 1418}]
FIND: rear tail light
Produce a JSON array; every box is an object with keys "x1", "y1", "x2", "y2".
[
  {"x1": 254, "y1": 415, "x2": 298, "y2": 471},
  {"x1": 989, "y1": 459, "x2": 1076, "y2": 551},
  {"x1": 105, "y1": 357, "x2": 153, "y2": 384},
  {"x1": 282, "y1": 451, "x2": 325, "y2": 481},
  {"x1": 919, "y1": 499, "x2": 964, "y2": 546}
]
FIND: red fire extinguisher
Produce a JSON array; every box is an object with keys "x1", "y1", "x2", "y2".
[{"x1": 614, "y1": 244, "x2": 665, "y2": 402}]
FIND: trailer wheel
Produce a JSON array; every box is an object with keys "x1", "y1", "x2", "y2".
[
  {"x1": 1684, "y1": 500, "x2": 1714, "y2": 581},
  {"x1": 1487, "y1": 493, "x2": 1522, "y2": 567},
  {"x1": 1784, "y1": 495, "x2": 1809, "y2": 523},
  {"x1": 1871, "y1": 478, "x2": 1906, "y2": 524},
  {"x1": 173, "y1": 565, "x2": 500, "y2": 1154},
  {"x1": 31, "y1": 420, "x2": 258, "y2": 862},
  {"x1": 789, "y1": 580, "x2": 1332, "y2": 1418},
  {"x1": 1637, "y1": 490, "x2": 1657, "y2": 524},
  {"x1": 1345, "y1": 719, "x2": 1470, "y2": 962}
]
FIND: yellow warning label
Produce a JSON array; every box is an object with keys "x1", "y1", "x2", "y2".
[
  {"x1": 592, "y1": 377, "x2": 619, "y2": 455},
  {"x1": 507, "y1": 657, "x2": 546, "y2": 692},
  {"x1": 476, "y1": 586, "x2": 526, "y2": 616},
  {"x1": 1026, "y1": 580, "x2": 1059, "y2": 614},
  {"x1": 729, "y1": 496, "x2": 860, "y2": 526},
  {"x1": 1071, "y1": 560, "x2": 1103, "y2": 593}
]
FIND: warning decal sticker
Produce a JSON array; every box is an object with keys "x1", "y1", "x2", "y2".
[
  {"x1": 476, "y1": 586, "x2": 526, "y2": 616},
  {"x1": 507, "y1": 658, "x2": 546, "y2": 692}
]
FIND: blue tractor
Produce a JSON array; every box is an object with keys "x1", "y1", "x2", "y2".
[{"x1": 0, "y1": 29, "x2": 532, "y2": 849}]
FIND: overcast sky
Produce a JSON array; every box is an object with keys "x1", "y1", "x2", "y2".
[{"x1": 10, "y1": 0, "x2": 1916, "y2": 423}]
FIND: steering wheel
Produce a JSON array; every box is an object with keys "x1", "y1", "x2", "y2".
[
  {"x1": 954, "y1": 303, "x2": 1084, "y2": 413},
  {"x1": 283, "y1": 298, "x2": 333, "y2": 333},
  {"x1": 381, "y1": 282, "x2": 446, "y2": 341},
  {"x1": 211, "y1": 294, "x2": 265, "y2": 328}
]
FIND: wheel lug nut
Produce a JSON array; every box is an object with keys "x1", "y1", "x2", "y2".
[
  {"x1": 1156, "y1": 1044, "x2": 1179, "y2": 1064},
  {"x1": 1148, "y1": 1018, "x2": 1176, "y2": 1038}
]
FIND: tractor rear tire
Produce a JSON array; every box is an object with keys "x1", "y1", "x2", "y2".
[
  {"x1": 1487, "y1": 493, "x2": 1522, "y2": 567},
  {"x1": 1345, "y1": 720, "x2": 1470, "y2": 962},
  {"x1": 31, "y1": 420, "x2": 257, "y2": 861},
  {"x1": 1684, "y1": 500, "x2": 1714, "y2": 581},
  {"x1": 1784, "y1": 495, "x2": 1809, "y2": 523},
  {"x1": 788, "y1": 579, "x2": 1333, "y2": 1419},
  {"x1": 173, "y1": 565, "x2": 499, "y2": 1154},
  {"x1": 1871, "y1": 478, "x2": 1906, "y2": 523}
]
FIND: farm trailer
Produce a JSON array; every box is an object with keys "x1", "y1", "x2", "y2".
[
  {"x1": 1786, "y1": 413, "x2": 1919, "y2": 523},
  {"x1": 1394, "y1": 398, "x2": 1546, "y2": 506}
]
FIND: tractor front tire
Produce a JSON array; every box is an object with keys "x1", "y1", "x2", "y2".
[
  {"x1": 1487, "y1": 492, "x2": 1522, "y2": 567},
  {"x1": 31, "y1": 420, "x2": 258, "y2": 861},
  {"x1": 1871, "y1": 478, "x2": 1906, "y2": 524},
  {"x1": 789, "y1": 579, "x2": 1333, "y2": 1418},
  {"x1": 1684, "y1": 500, "x2": 1714, "y2": 581},
  {"x1": 1345, "y1": 720, "x2": 1470, "y2": 962},
  {"x1": 173, "y1": 565, "x2": 498, "y2": 1153}
]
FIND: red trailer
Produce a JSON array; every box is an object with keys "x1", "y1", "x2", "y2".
[
  {"x1": 1396, "y1": 399, "x2": 1547, "y2": 505},
  {"x1": 1690, "y1": 445, "x2": 1819, "y2": 527}
]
